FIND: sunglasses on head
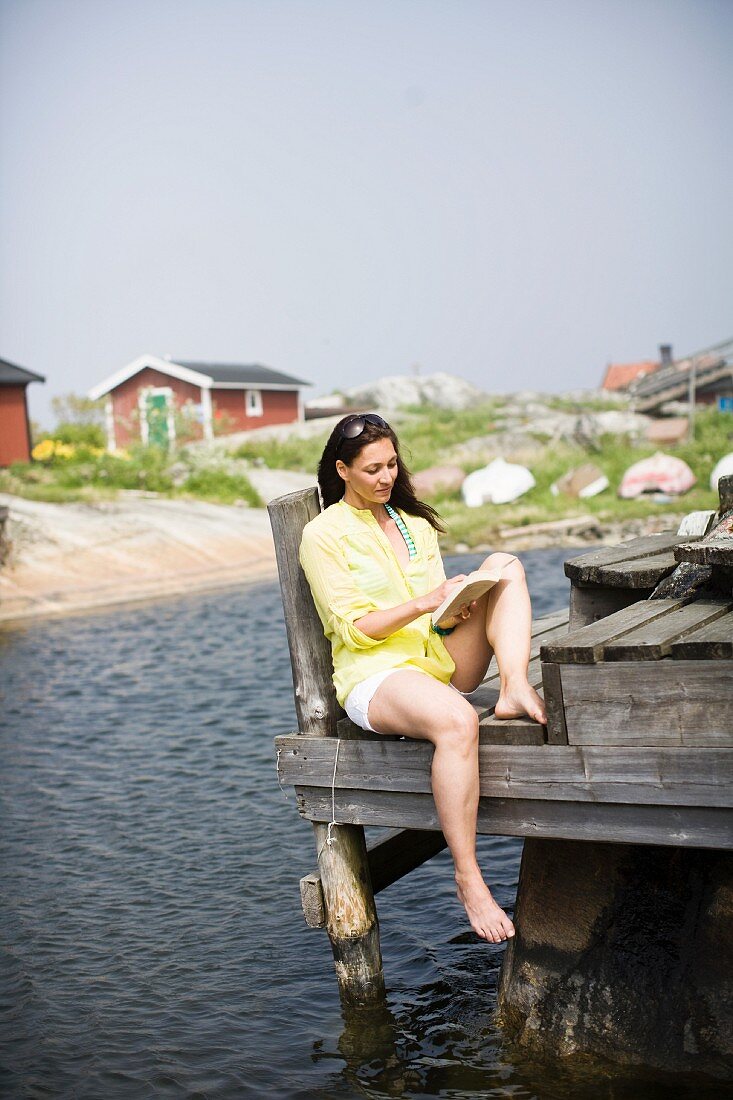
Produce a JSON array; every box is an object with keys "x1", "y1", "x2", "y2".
[{"x1": 335, "y1": 413, "x2": 390, "y2": 454}]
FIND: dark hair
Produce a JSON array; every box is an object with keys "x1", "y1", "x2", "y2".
[{"x1": 317, "y1": 414, "x2": 445, "y2": 532}]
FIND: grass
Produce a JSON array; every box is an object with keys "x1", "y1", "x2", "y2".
[
  {"x1": 0, "y1": 445, "x2": 264, "y2": 508},
  {"x1": 2, "y1": 405, "x2": 730, "y2": 545}
]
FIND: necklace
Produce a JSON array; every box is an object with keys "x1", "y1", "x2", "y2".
[{"x1": 384, "y1": 503, "x2": 417, "y2": 560}]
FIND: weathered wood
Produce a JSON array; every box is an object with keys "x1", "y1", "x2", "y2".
[
  {"x1": 300, "y1": 872, "x2": 326, "y2": 928},
  {"x1": 568, "y1": 584, "x2": 650, "y2": 629},
  {"x1": 312, "y1": 820, "x2": 385, "y2": 1005},
  {"x1": 587, "y1": 551, "x2": 684, "y2": 589},
  {"x1": 564, "y1": 534, "x2": 681, "y2": 584},
  {"x1": 541, "y1": 662, "x2": 568, "y2": 744},
  {"x1": 277, "y1": 735, "x2": 733, "y2": 807},
  {"x1": 541, "y1": 598, "x2": 685, "y2": 664},
  {"x1": 675, "y1": 535, "x2": 733, "y2": 567},
  {"x1": 268, "y1": 488, "x2": 385, "y2": 1005},
  {"x1": 601, "y1": 599, "x2": 732, "y2": 662},
  {"x1": 268, "y1": 488, "x2": 340, "y2": 737},
  {"x1": 561, "y1": 660, "x2": 733, "y2": 746},
  {"x1": 498, "y1": 839, "x2": 733, "y2": 1075},
  {"x1": 671, "y1": 611, "x2": 733, "y2": 660},
  {"x1": 298, "y1": 828, "x2": 449, "y2": 929},
  {"x1": 295, "y1": 788, "x2": 733, "y2": 849}
]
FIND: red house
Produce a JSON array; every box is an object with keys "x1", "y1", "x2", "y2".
[
  {"x1": 0, "y1": 358, "x2": 45, "y2": 466},
  {"x1": 88, "y1": 355, "x2": 311, "y2": 450}
]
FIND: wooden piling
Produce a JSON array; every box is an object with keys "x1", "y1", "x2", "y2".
[{"x1": 268, "y1": 488, "x2": 385, "y2": 1005}]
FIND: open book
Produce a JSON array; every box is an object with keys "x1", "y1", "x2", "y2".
[{"x1": 431, "y1": 568, "x2": 502, "y2": 627}]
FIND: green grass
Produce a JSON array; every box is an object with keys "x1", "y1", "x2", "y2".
[
  {"x1": 0, "y1": 447, "x2": 263, "y2": 508},
  {"x1": 2, "y1": 406, "x2": 730, "y2": 544}
]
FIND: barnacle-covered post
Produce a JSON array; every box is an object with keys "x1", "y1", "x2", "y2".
[{"x1": 268, "y1": 487, "x2": 385, "y2": 1005}]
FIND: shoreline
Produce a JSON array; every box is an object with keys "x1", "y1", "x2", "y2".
[{"x1": 0, "y1": 493, "x2": 683, "y2": 627}]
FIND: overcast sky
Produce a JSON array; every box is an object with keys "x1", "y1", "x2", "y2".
[{"x1": 1, "y1": 0, "x2": 731, "y2": 428}]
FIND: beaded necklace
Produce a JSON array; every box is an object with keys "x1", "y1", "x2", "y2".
[{"x1": 384, "y1": 502, "x2": 417, "y2": 561}]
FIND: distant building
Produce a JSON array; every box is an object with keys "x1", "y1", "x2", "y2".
[
  {"x1": 630, "y1": 339, "x2": 733, "y2": 415},
  {"x1": 88, "y1": 355, "x2": 311, "y2": 450},
  {"x1": 601, "y1": 359, "x2": 660, "y2": 393},
  {"x1": 0, "y1": 358, "x2": 45, "y2": 466}
]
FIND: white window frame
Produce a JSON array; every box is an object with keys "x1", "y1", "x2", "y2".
[{"x1": 245, "y1": 389, "x2": 263, "y2": 417}]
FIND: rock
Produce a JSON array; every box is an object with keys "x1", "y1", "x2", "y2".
[
  {"x1": 245, "y1": 467, "x2": 318, "y2": 504},
  {"x1": 344, "y1": 372, "x2": 487, "y2": 412},
  {"x1": 461, "y1": 458, "x2": 535, "y2": 507},
  {"x1": 592, "y1": 410, "x2": 650, "y2": 437},
  {"x1": 412, "y1": 465, "x2": 465, "y2": 497},
  {"x1": 645, "y1": 417, "x2": 689, "y2": 445}
]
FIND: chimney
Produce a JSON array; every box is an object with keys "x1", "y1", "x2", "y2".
[{"x1": 659, "y1": 344, "x2": 673, "y2": 367}]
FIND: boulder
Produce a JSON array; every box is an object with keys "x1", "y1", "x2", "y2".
[
  {"x1": 344, "y1": 372, "x2": 487, "y2": 412},
  {"x1": 645, "y1": 417, "x2": 689, "y2": 445},
  {"x1": 412, "y1": 465, "x2": 465, "y2": 497}
]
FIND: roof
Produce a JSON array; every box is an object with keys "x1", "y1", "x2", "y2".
[
  {"x1": 0, "y1": 358, "x2": 46, "y2": 385},
  {"x1": 88, "y1": 354, "x2": 311, "y2": 400},
  {"x1": 177, "y1": 361, "x2": 309, "y2": 387},
  {"x1": 601, "y1": 360, "x2": 659, "y2": 392}
]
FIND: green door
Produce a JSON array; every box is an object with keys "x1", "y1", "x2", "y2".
[{"x1": 145, "y1": 392, "x2": 171, "y2": 448}]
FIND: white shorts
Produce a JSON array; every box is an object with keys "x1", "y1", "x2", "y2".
[{"x1": 343, "y1": 668, "x2": 465, "y2": 733}]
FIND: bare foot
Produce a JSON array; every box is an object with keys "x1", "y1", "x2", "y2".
[
  {"x1": 495, "y1": 679, "x2": 547, "y2": 725},
  {"x1": 455, "y1": 871, "x2": 515, "y2": 943}
]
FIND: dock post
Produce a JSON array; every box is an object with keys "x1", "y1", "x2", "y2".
[{"x1": 268, "y1": 488, "x2": 386, "y2": 1006}]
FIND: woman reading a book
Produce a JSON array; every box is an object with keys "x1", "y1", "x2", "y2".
[{"x1": 299, "y1": 413, "x2": 546, "y2": 943}]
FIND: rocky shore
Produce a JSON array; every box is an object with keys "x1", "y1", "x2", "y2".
[{"x1": 0, "y1": 487, "x2": 684, "y2": 625}]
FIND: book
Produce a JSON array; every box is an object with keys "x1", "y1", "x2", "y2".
[{"x1": 431, "y1": 568, "x2": 502, "y2": 626}]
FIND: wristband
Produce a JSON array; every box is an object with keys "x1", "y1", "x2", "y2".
[{"x1": 431, "y1": 622, "x2": 455, "y2": 636}]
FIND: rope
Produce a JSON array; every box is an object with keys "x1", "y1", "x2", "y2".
[
  {"x1": 275, "y1": 746, "x2": 289, "y2": 800},
  {"x1": 317, "y1": 738, "x2": 342, "y2": 858}
]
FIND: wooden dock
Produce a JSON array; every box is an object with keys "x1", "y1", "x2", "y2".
[{"x1": 269, "y1": 480, "x2": 733, "y2": 1076}]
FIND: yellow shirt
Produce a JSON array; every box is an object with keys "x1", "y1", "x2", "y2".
[{"x1": 299, "y1": 499, "x2": 455, "y2": 707}]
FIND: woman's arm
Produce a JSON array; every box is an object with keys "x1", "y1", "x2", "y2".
[{"x1": 354, "y1": 575, "x2": 468, "y2": 640}]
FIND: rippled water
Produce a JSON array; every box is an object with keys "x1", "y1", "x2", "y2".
[{"x1": 0, "y1": 549, "x2": 720, "y2": 1098}]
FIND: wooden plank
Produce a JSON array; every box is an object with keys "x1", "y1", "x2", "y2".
[
  {"x1": 601, "y1": 600, "x2": 732, "y2": 661},
  {"x1": 561, "y1": 660, "x2": 733, "y2": 746},
  {"x1": 268, "y1": 488, "x2": 340, "y2": 737},
  {"x1": 276, "y1": 735, "x2": 733, "y2": 806},
  {"x1": 295, "y1": 788, "x2": 733, "y2": 850},
  {"x1": 542, "y1": 662, "x2": 568, "y2": 744},
  {"x1": 671, "y1": 611, "x2": 733, "y2": 660},
  {"x1": 675, "y1": 536, "x2": 733, "y2": 567},
  {"x1": 300, "y1": 873, "x2": 326, "y2": 928},
  {"x1": 564, "y1": 534, "x2": 681, "y2": 583},
  {"x1": 541, "y1": 598, "x2": 685, "y2": 664},
  {"x1": 590, "y1": 551, "x2": 682, "y2": 589}
]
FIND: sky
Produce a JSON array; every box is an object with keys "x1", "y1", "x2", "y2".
[{"x1": 1, "y1": 0, "x2": 731, "y2": 429}]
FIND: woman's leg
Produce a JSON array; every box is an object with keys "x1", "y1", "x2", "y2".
[
  {"x1": 444, "y1": 553, "x2": 546, "y2": 724},
  {"x1": 367, "y1": 669, "x2": 515, "y2": 943}
]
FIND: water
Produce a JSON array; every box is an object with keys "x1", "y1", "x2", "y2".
[{"x1": 0, "y1": 550, "x2": 721, "y2": 1098}]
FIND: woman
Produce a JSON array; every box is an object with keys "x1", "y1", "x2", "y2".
[{"x1": 299, "y1": 413, "x2": 546, "y2": 944}]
